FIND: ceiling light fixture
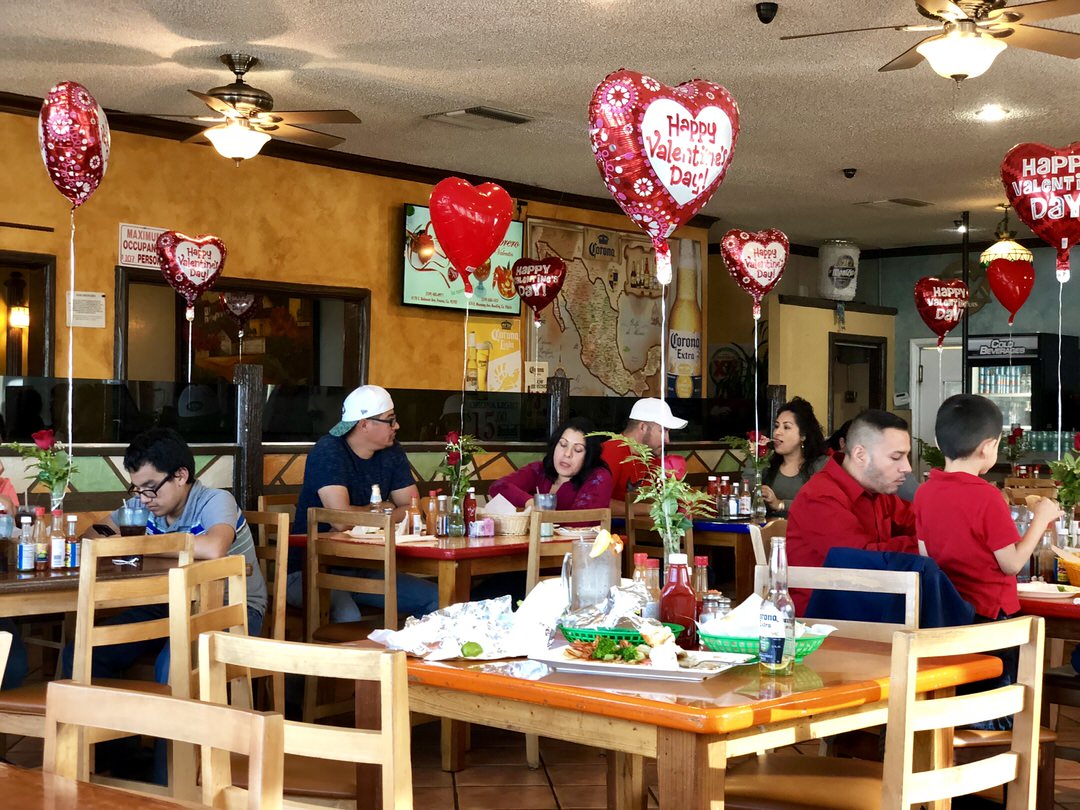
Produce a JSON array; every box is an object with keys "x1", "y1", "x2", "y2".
[
  {"x1": 916, "y1": 21, "x2": 1007, "y2": 82},
  {"x1": 204, "y1": 119, "x2": 271, "y2": 165},
  {"x1": 974, "y1": 103, "x2": 1010, "y2": 122},
  {"x1": 980, "y1": 204, "x2": 1033, "y2": 265},
  {"x1": 954, "y1": 219, "x2": 967, "y2": 234}
]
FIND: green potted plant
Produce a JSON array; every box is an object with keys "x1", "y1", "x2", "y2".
[
  {"x1": 435, "y1": 431, "x2": 483, "y2": 506},
  {"x1": 1048, "y1": 433, "x2": 1080, "y2": 518},
  {"x1": 5, "y1": 429, "x2": 77, "y2": 511}
]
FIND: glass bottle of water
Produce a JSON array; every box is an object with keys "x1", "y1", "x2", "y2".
[
  {"x1": 448, "y1": 498, "x2": 466, "y2": 537},
  {"x1": 759, "y1": 536, "x2": 795, "y2": 676}
]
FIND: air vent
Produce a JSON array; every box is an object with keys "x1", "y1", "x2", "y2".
[
  {"x1": 854, "y1": 198, "x2": 934, "y2": 209},
  {"x1": 425, "y1": 106, "x2": 533, "y2": 131}
]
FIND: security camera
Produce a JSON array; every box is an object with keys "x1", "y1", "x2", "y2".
[
  {"x1": 842, "y1": 167, "x2": 857, "y2": 179},
  {"x1": 755, "y1": 2, "x2": 779, "y2": 24}
]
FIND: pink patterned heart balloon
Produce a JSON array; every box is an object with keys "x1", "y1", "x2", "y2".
[
  {"x1": 155, "y1": 232, "x2": 226, "y2": 308},
  {"x1": 588, "y1": 69, "x2": 739, "y2": 285},
  {"x1": 720, "y1": 229, "x2": 789, "y2": 318},
  {"x1": 219, "y1": 292, "x2": 258, "y2": 326},
  {"x1": 914, "y1": 277, "x2": 968, "y2": 348},
  {"x1": 512, "y1": 258, "x2": 566, "y2": 323},
  {"x1": 38, "y1": 81, "x2": 110, "y2": 209}
]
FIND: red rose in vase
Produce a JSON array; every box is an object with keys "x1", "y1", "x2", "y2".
[{"x1": 32, "y1": 429, "x2": 55, "y2": 450}]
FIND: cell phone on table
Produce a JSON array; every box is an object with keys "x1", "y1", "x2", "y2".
[{"x1": 91, "y1": 523, "x2": 117, "y2": 537}]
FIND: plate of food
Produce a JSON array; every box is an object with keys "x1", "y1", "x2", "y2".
[
  {"x1": 1017, "y1": 582, "x2": 1080, "y2": 600},
  {"x1": 554, "y1": 525, "x2": 600, "y2": 539},
  {"x1": 529, "y1": 640, "x2": 754, "y2": 682}
]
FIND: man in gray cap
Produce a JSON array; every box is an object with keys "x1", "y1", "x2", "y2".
[
  {"x1": 600, "y1": 397, "x2": 688, "y2": 514},
  {"x1": 290, "y1": 385, "x2": 435, "y2": 620}
]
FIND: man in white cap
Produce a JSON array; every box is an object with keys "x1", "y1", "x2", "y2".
[
  {"x1": 291, "y1": 385, "x2": 435, "y2": 620},
  {"x1": 600, "y1": 397, "x2": 688, "y2": 514}
]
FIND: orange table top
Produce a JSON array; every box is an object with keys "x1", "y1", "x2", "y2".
[
  {"x1": 0, "y1": 763, "x2": 198, "y2": 809},
  {"x1": 402, "y1": 635, "x2": 1001, "y2": 735}
]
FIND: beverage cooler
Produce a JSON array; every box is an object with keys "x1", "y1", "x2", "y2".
[{"x1": 968, "y1": 333, "x2": 1079, "y2": 430}]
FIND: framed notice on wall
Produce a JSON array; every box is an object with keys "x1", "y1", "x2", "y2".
[{"x1": 402, "y1": 204, "x2": 524, "y2": 315}]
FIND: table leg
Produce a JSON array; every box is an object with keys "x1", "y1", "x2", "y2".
[
  {"x1": 436, "y1": 559, "x2": 472, "y2": 772},
  {"x1": 606, "y1": 750, "x2": 646, "y2": 809},
  {"x1": 734, "y1": 535, "x2": 753, "y2": 603},
  {"x1": 441, "y1": 714, "x2": 467, "y2": 772},
  {"x1": 656, "y1": 728, "x2": 726, "y2": 809}
]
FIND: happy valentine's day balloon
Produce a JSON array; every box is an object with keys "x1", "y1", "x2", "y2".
[
  {"x1": 720, "y1": 229, "x2": 788, "y2": 319},
  {"x1": 1001, "y1": 142, "x2": 1080, "y2": 282},
  {"x1": 429, "y1": 177, "x2": 513, "y2": 297},
  {"x1": 511, "y1": 258, "x2": 567, "y2": 323},
  {"x1": 588, "y1": 69, "x2": 739, "y2": 284},
  {"x1": 156, "y1": 232, "x2": 226, "y2": 312},
  {"x1": 219, "y1": 292, "x2": 258, "y2": 327},
  {"x1": 38, "y1": 81, "x2": 110, "y2": 208},
  {"x1": 914, "y1": 277, "x2": 968, "y2": 348},
  {"x1": 986, "y1": 259, "x2": 1034, "y2": 326}
]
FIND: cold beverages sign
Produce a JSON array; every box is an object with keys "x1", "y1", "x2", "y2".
[
  {"x1": 914, "y1": 277, "x2": 968, "y2": 348},
  {"x1": 1001, "y1": 142, "x2": 1080, "y2": 282}
]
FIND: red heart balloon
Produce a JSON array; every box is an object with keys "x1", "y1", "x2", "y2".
[
  {"x1": 588, "y1": 69, "x2": 739, "y2": 284},
  {"x1": 719, "y1": 229, "x2": 788, "y2": 318},
  {"x1": 156, "y1": 232, "x2": 226, "y2": 309},
  {"x1": 219, "y1": 292, "x2": 258, "y2": 327},
  {"x1": 914, "y1": 277, "x2": 968, "y2": 347},
  {"x1": 429, "y1": 177, "x2": 513, "y2": 297},
  {"x1": 38, "y1": 81, "x2": 110, "y2": 209},
  {"x1": 1001, "y1": 142, "x2": 1080, "y2": 282},
  {"x1": 986, "y1": 258, "x2": 1034, "y2": 326},
  {"x1": 511, "y1": 258, "x2": 566, "y2": 323}
]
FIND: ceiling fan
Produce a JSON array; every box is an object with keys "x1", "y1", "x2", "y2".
[
  {"x1": 782, "y1": 0, "x2": 1080, "y2": 81},
  {"x1": 151, "y1": 53, "x2": 362, "y2": 163}
]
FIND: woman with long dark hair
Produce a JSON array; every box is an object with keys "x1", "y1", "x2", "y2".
[
  {"x1": 761, "y1": 397, "x2": 828, "y2": 517},
  {"x1": 489, "y1": 416, "x2": 613, "y2": 509}
]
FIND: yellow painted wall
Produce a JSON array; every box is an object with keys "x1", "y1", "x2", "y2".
[
  {"x1": 0, "y1": 111, "x2": 708, "y2": 389},
  {"x1": 766, "y1": 297, "x2": 895, "y2": 431}
]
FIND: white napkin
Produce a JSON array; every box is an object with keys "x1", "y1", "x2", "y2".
[
  {"x1": 481, "y1": 493, "x2": 520, "y2": 515},
  {"x1": 697, "y1": 592, "x2": 836, "y2": 639},
  {"x1": 347, "y1": 515, "x2": 410, "y2": 538}
]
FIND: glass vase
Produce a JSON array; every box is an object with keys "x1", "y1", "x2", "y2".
[
  {"x1": 50, "y1": 480, "x2": 67, "y2": 514},
  {"x1": 751, "y1": 470, "x2": 767, "y2": 525}
]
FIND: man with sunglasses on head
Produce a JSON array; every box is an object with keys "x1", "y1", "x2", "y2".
[{"x1": 290, "y1": 385, "x2": 437, "y2": 621}]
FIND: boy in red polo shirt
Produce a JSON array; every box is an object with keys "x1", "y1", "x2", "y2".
[{"x1": 915, "y1": 394, "x2": 1061, "y2": 729}]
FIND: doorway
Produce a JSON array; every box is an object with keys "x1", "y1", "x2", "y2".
[
  {"x1": 910, "y1": 337, "x2": 963, "y2": 479},
  {"x1": 0, "y1": 251, "x2": 55, "y2": 378},
  {"x1": 828, "y1": 333, "x2": 887, "y2": 434}
]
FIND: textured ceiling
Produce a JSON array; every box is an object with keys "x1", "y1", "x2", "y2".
[{"x1": 4, "y1": 0, "x2": 1080, "y2": 247}]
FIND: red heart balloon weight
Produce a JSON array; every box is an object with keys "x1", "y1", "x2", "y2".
[
  {"x1": 38, "y1": 81, "x2": 110, "y2": 209},
  {"x1": 156, "y1": 232, "x2": 226, "y2": 308},
  {"x1": 511, "y1": 258, "x2": 566, "y2": 322},
  {"x1": 1001, "y1": 142, "x2": 1080, "y2": 282},
  {"x1": 914, "y1": 277, "x2": 968, "y2": 348},
  {"x1": 720, "y1": 229, "x2": 788, "y2": 318},
  {"x1": 986, "y1": 259, "x2": 1034, "y2": 326},
  {"x1": 429, "y1": 178, "x2": 513, "y2": 296}
]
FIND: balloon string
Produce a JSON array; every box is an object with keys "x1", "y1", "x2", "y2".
[
  {"x1": 238, "y1": 328, "x2": 244, "y2": 364},
  {"x1": 66, "y1": 207, "x2": 75, "y2": 485},
  {"x1": 660, "y1": 280, "x2": 667, "y2": 466},
  {"x1": 460, "y1": 294, "x2": 470, "y2": 434},
  {"x1": 938, "y1": 345, "x2": 943, "y2": 401},
  {"x1": 187, "y1": 310, "x2": 193, "y2": 384},
  {"x1": 753, "y1": 316, "x2": 759, "y2": 471},
  {"x1": 1059, "y1": 281, "x2": 1064, "y2": 460}
]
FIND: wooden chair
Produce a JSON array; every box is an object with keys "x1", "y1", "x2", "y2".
[
  {"x1": 526, "y1": 508, "x2": 612, "y2": 593},
  {"x1": 0, "y1": 533, "x2": 195, "y2": 749},
  {"x1": 244, "y1": 510, "x2": 290, "y2": 641},
  {"x1": 257, "y1": 493, "x2": 298, "y2": 523},
  {"x1": 200, "y1": 631, "x2": 412, "y2": 809},
  {"x1": 43, "y1": 681, "x2": 284, "y2": 810},
  {"x1": 723, "y1": 616, "x2": 1045, "y2": 810},
  {"x1": 622, "y1": 499, "x2": 693, "y2": 572},
  {"x1": 753, "y1": 564, "x2": 919, "y2": 642},
  {"x1": 305, "y1": 508, "x2": 397, "y2": 723},
  {"x1": 0, "y1": 631, "x2": 11, "y2": 683}
]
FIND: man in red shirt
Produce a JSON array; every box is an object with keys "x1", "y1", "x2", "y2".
[
  {"x1": 600, "y1": 398, "x2": 687, "y2": 515},
  {"x1": 787, "y1": 409, "x2": 918, "y2": 613}
]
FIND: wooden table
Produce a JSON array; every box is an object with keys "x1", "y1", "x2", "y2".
[
  {"x1": 385, "y1": 635, "x2": 999, "y2": 809},
  {"x1": 0, "y1": 762, "x2": 201, "y2": 809},
  {"x1": 0, "y1": 557, "x2": 175, "y2": 618}
]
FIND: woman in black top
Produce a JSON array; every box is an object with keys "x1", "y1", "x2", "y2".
[{"x1": 760, "y1": 397, "x2": 828, "y2": 517}]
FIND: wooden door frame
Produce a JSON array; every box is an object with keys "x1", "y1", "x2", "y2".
[
  {"x1": 827, "y1": 332, "x2": 887, "y2": 433},
  {"x1": 0, "y1": 250, "x2": 56, "y2": 377}
]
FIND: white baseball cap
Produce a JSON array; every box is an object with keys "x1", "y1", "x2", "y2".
[
  {"x1": 329, "y1": 385, "x2": 395, "y2": 437},
  {"x1": 629, "y1": 398, "x2": 688, "y2": 430}
]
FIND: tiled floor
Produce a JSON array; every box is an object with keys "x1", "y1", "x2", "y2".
[{"x1": 6, "y1": 704, "x2": 1080, "y2": 807}]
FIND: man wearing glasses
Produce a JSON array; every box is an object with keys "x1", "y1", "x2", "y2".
[{"x1": 290, "y1": 385, "x2": 437, "y2": 621}]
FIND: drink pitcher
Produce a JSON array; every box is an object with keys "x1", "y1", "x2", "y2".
[{"x1": 560, "y1": 538, "x2": 620, "y2": 611}]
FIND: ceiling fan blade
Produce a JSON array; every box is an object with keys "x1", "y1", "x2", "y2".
[
  {"x1": 259, "y1": 123, "x2": 345, "y2": 149},
  {"x1": 994, "y1": 0, "x2": 1080, "y2": 23},
  {"x1": 187, "y1": 89, "x2": 239, "y2": 117},
  {"x1": 916, "y1": 0, "x2": 967, "y2": 20},
  {"x1": 878, "y1": 37, "x2": 930, "y2": 71},
  {"x1": 996, "y1": 22, "x2": 1080, "y2": 57},
  {"x1": 260, "y1": 110, "x2": 361, "y2": 125},
  {"x1": 780, "y1": 24, "x2": 915, "y2": 40},
  {"x1": 183, "y1": 129, "x2": 211, "y2": 144}
]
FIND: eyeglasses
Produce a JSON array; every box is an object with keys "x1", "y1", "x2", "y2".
[
  {"x1": 127, "y1": 473, "x2": 173, "y2": 499},
  {"x1": 367, "y1": 415, "x2": 399, "y2": 427}
]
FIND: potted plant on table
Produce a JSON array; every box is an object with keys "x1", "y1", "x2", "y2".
[
  {"x1": 5, "y1": 429, "x2": 77, "y2": 511},
  {"x1": 1049, "y1": 433, "x2": 1080, "y2": 535},
  {"x1": 435, "y1": 431, "x2": 483, "y2": 507}
]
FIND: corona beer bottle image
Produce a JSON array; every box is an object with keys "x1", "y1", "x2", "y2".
[{"x1": 667, "y1": 239, "x2": 702, "y2": 398}]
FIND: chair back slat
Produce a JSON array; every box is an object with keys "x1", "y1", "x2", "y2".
[{"x1": 244, "y1": 510, "x2": 290, "y2": 642}]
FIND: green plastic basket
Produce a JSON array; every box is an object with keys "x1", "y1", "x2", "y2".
[
  {"x1": 559, "y1": 623, "x2": 684, "y2": 645},
  {"x1": 698, "y1": 632, "x2": 827, "y2": 662}
]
